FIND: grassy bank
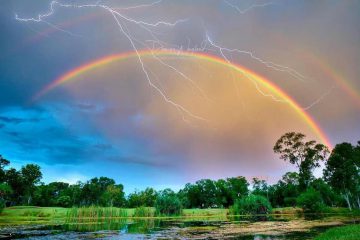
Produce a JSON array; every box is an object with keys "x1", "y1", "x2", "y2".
[{"x1": 314, "y1": 224, "x2": 360, "y2": 240}]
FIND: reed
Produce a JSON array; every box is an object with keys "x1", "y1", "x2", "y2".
[{"x1": 65, "y1": 206, "x2": 128, "y2": 224}]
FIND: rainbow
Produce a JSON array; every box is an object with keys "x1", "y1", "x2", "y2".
[
  {"x1": 33, "y1": 49, "x2": 332, "y2": 149},
  {"x1": 304, "y1": 52, "x2": 360, "y2": 107}
]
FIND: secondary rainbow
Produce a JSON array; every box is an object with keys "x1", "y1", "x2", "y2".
[{"x1": 33, "y1": 49, "x2": 332, "y2": 149}]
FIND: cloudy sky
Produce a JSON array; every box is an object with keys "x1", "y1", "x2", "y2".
[{"x1": 1, "y1": 0, "x2": 359, "y2": 192}]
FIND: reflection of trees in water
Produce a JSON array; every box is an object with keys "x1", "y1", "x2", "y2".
[
  {"x1": 63, "y1": 218, "x2": 160, "y2": 233},
  {"x1": 127, "y1": 219, "x2": 160, "y2": 234},
  {"x1": 63, "y1": 218, "x2": 128, "y2": 232}
]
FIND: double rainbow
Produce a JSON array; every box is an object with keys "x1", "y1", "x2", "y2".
[{"x1": 33, "y1": 49, "x2": 332, "y2": 149}]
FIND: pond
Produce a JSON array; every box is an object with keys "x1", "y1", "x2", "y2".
[{"x1": 1, "y1": 214, "x2": 359, "y2": 239}]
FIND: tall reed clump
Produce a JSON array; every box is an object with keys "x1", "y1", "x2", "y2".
[
  {"x1": 65, "y1": 206, "x2": 128, "y2": 224},
  {"x1": 133, "y1": 207, "x2": 155, "y2": 217}
]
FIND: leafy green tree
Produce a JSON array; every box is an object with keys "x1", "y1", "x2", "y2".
[
  {"x1": 0, "y1": 155, "x2": 10, "y2": 182},
  {"x1": 21, "y1": 164, "x2": 42, "y2": 205},
  {"x1": 5, "y1": 168, "x2": 24, "y2": 205},
  {"x1": 33, "y1": 182, "x2": 69, "y2": 206},
  {"x1": 155, "y1": 189, "x2": 182, "y2": 216},
  {"x1": 274, "y1": 132, "x2": 329, "y2": 190},
  {"x1": 215, "y1": 179, "x2": 232, "y2": 207},
  {"x1": 310, "y1": 178, "x2": 340, "y2": 207},
  {"x1": 252, "y1": 178, "x2": 268, "y2": 198},
  {"x1": 226, "y1": 177, "x2": 249, "y2": 204},
  {"x1": 268, "y1": 172, "x2": 300, "y2": 207},
  {"x1": 324, "y1": 142, "x2": 360, "y2": 210},
  {"x1": 101, "y1": 184, "x2": 126, "y2": 207},
  {"x1": 57, "y1": 195, "x2": 71, "y2": 207},
  {"x1": 127, "y1": 188, "x2": 158, "y2": 207},
  {"x1": 195, "y1": 179, "x2": 218, "y2": 208},
  {"x1": 179, "y1": 183, "x2": 201, "y2": 208},
  {"x1": 0, "y1": 183, "x2": 12, "y2": 211},
  {"x1": 80, "y1": 177, "x2": 115, "y2": 205}
]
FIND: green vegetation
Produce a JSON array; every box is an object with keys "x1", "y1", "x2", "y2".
[
  {"x1": 0, "y1": 132, "x2": 359, "y2": 221},
  {"x1": 133, "y1": 206, "x2": 154, "y2": 217},
  {"x1": 155, "y1": 189, "x2": 182, "y2": 216},
  {"x1": 314, "y1": 224, "x2": 360, "y2": 240},
  {"x1": 231, "y1": 195, "x2": 272, "y2": 215},
  {"x1": 296, "y1": 188, "x2": 325, "y2": 213}
]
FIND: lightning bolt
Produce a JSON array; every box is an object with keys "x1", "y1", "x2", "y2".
[
  {"x1": 15, "y1": 0, "x2": 326, "y2": 124},
  {"x1": 302, "y1": 85, "x2": 336, "y2": 111},
  {"x1": 15, "y1": 0, "x2": 208, "y2": 125},
  {"x1": 223, "y1": 0, "x2": 275, "y2": 14}
]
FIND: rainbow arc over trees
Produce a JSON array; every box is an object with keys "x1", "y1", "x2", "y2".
[{"x1": 33, "y1": 49, "x2": 332, "y2": 149}]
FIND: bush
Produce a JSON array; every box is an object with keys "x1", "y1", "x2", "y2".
[
  {"x1": 155, "y1": 189, "x2": 182, "y2": 216},
  {"x1": 296, "y1": 188, "x2": 325, "y2": 213},
  {"x1": 0, "y1": 199, "x2": 5, "y2": 213},
  {"x1": 231, "y1": 195, "x2": 272, "y2": 215},
  {"x1": 57, "y1": 196, "x2": 71, "y2": 207}
]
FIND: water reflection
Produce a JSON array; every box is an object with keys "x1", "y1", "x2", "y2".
[{"x1": 0, "y1": 214, "x2": 358, "y2": 239}]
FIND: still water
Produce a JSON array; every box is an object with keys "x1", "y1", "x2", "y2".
[{"x1": 1, "y1": 214, "x2": 358, "y2": 239}]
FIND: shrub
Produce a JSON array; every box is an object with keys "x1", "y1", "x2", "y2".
[
  {"x1": 0, "y1": 199, "x2": 5, "y2": 214},
  {"x1": 155, "y1": 189, "x2": 182, "y2": 216},
  {"x1": 231, "y1": 195, "x2": 272, "y2": 215},
  {"x1": 296, "y1": 188, "x2": 325, "y2": 213},
  {"x1": 57, "y1": 195, "x2": 71, "y2": 207}
]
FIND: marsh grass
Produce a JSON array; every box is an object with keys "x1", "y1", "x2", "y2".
[
  {"x1": 133, "y1": 206, "x2": 155, "y2": 217},
  {"x1": 66, "y1": 206, "x2": 128, "y2": 223}
]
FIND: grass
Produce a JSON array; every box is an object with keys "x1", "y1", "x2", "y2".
[
  {"x1": 314, "y1": 224, "x2": 360, "y2": 240},
  {"x1": 182, "y1": 208, "x2": 228, "y2": 217}
]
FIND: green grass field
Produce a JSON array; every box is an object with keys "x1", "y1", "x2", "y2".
[{"x1": 314, "y1": 224, "x2": 360, "y2": 240}]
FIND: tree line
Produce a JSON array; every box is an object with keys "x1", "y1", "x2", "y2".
[{"x1": 0, "y1": 132, "x2": 359, "y2": 213}]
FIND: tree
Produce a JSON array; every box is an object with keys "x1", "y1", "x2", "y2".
[
  {"x1": 252, "y1": 178, "x2": 268, "y2": 198},
  {"x1": 324, "y1": 142, "x2": 360, "y2": 210},
  {"x1": 296, "y1": 188, "x2": 325, "y2": 213},
  {"x1": 155, "y1": 189, "x2": 182, "y2": 216},
  {"x1": 127, "y1": 188, "x2": 158, "y2": 208},
  {"x1": 80, "y1": 177, "x2": 115, "y2": 206},
  {"x1": 274, "y1": 132, "x2": 329, "y2": 190},
  {"x1": 310, "y1": 178, "x2": 340, "y2": 207},
  {"x1": 5, "y1": 168, "x2": 24, "y2": 205},
  {"x1": 226, "y1": 177, "x2": 249, "y2": 204},
  {"x1": 268, "y1": 172, "x2": 299, "y2": 207},
  {"x1": 0, "y1": 155, "x2": 10, "y2": 182},
  {"x1": 21, "y1": 164, "x2": 42, "y2": 205},
  {"x1": 101, "y1": 184, "x2": 126, "y2": 207},
  {"x1": 0, "y1": 183, "x2": 12, "y2": 211}
]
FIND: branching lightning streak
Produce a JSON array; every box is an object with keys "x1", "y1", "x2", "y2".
[
  {"x1": 223, "y1": 0, "x2": 275, "y2": 14},
  {"x1": 206, "y1": 33, "x2": 287, "y2": 102},
  {"x1": 114, "y1": 0, "x2": 163, "y2": 11},
  {"x1": 15, "y1": 0, "x2": 207, "y2": 124},
  {"x1": 302, "y1": 85, "x2": 336, "y2": 110},
  {"x1": 206, "y1": 34, "x2": 306, "y2": 81},
  {"x1": 41, "y1": 20, "x2": 83, "y2": 37},
  {"x1": 15, "y1": 0, "x2": 328, "y2": 123}
]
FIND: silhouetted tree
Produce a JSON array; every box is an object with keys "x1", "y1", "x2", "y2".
[{"x1": 274, "y1": 132, "x2": 329, "y2": 190}]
